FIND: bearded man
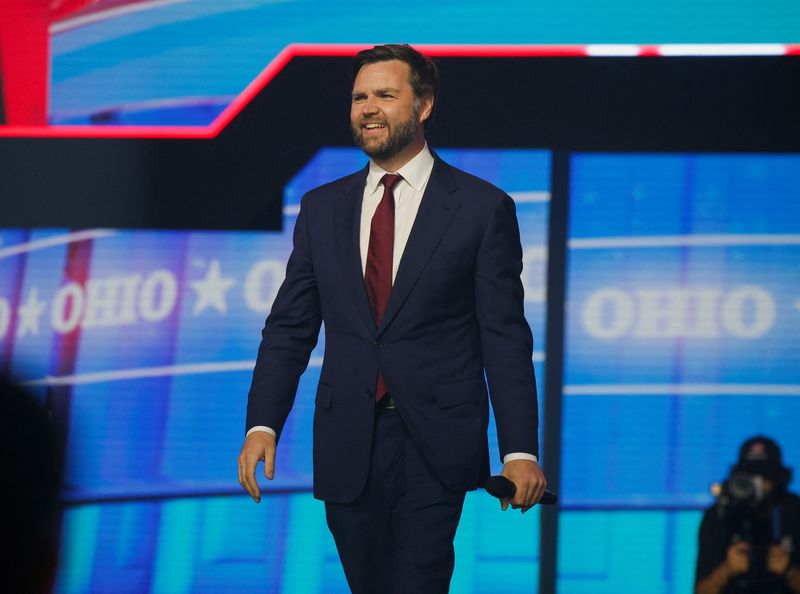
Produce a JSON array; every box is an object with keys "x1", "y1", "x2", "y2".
[{"x1": 238, "y1": 43, "x2": 546, "y2": 593}]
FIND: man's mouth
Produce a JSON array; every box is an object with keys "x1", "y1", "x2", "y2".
[{"x1": 363, "y1": 122, "x2": 387, "y2": 130}]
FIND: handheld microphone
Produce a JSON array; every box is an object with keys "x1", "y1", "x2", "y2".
[{"x1": 485, "y1": 475, "x2": 558, "y2": 505}]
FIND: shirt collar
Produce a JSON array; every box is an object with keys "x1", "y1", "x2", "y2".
[{"x1": 365, "y1": 143, "x2": 435, "y2": 195}]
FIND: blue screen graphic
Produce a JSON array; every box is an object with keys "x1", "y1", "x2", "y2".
[
  {"x1": 41, "y1": 1, "x2": 800, "y2": 126},
  {"x1": 5, "y1": 150, "x2": 796, "y2": 593},
  {"x1": 559, "y1": 153, "x2": 800, "y2": 594},
  {"x1": 0, "y1": 147, "x2": 551, "y2": 593}
]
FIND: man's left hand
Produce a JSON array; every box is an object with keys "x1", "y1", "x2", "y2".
[
  {"x1": 500, "y1": 459, "x2": 547, "y2": 513},
  {"x1": 767, "y1": 544, "x2": 791, "y2": 576}
]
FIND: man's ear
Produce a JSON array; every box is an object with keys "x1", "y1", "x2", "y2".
[{"x1": 418, "y1": 95, "x2": 434, "y2": 125}]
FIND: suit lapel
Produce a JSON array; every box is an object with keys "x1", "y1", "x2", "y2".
[
  {"x1": 336, "y1": 164, "x2": 377, "y2": 334},
  {"x1": 377, "y1": 158, "x2": 461, "y2": 336}
]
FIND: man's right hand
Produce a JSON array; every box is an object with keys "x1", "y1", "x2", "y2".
[
  {"x1": 725, "y1": 541, "x2": 751, "y2": 576},
  {"x1": 237, "y1": 432, "x2": 276, "y2": 503}
]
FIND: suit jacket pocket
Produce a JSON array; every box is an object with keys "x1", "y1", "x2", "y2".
[
  {"x1": 315, "y1": 382, "x2": 334, "y2": 411},
  {"x1": 435, "y1": 378, "x2": 487, "y2": 409}
]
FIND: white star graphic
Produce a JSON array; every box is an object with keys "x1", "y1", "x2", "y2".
[
  {"x1": 17, "y1": 288, "x2": 46, "y2": 337},
  {"x1": 190, "y1": 260, "x2": 235, "y2": 316}
]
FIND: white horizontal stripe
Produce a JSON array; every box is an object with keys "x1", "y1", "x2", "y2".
[
  {"x1": 0, "y1": 229, "x2": 117, "y2": 260},
  {"x1": 509, "y1": 191, "x2": 551, "y2": 203},
  {"x1": 51, "y1": 0, "x2": 194, "y2": 33},
  {"x1": 23, "y1": 361, "x2": 255, "y2": 386},
  {"x1": 23, "y1": 357, "x2": 330, "y2": 386},
  {"x1": 658, "y1": 44, "x2": 786, "y2": 56},
  {"x1": 23, "y1": 353, "x2": 543, "y2": 387},
  {"x1": 587, "y1": 44, "x2": 641, "y2": 57},
  {"x1": 565, "y1": 384, "x2": 800, "y2": 396},
  {"x1": 569, "y1": 234, "x2": 800, "y2": 250}
]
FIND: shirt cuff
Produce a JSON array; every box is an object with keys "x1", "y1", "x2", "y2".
[
  {"x1": 503, "y1": 452, "x2": 538, "y2": 464},
  {"x1": 246, "y1": 426, "x2": 277, "y2": 439}
]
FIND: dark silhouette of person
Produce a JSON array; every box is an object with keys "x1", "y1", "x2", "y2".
[{"x1": 0, "y1": 374, "x2": 63, "y2": 594}]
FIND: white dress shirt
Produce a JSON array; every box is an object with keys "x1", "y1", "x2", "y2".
[{"x1": 247, "y1": 144, "x2": 537, "y2": 465}]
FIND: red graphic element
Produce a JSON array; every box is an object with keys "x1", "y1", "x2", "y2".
[
  {"x1": 0, "y1": 0, "x2": 96, "y2": 126},
  {"x1": 46, "y1": 234, "x2": 94, "y2": 468},
  {"x1": 51, "y1": 0, "x2": 98, "y2": 22},
  {"x1": 0, "y1": 0, "x2": 50, "y2": 126},
  {"x1": 1, "y1": 42, "x2": 798, "y2": 138}
]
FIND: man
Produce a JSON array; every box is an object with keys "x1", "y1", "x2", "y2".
[
  {"x1": 695, "y1": 436, "x2": 800, "y2": 594},
  {"x1": 238, "y1": 44, "x2": 546, "y2": 593}
]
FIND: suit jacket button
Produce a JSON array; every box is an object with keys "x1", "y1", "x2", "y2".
[{"x1": 373, "y1": 341, "x2": 382, "y2": 349}]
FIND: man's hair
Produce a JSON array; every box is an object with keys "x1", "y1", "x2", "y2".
[
  {"x1": 736, "y1": 435, "x2": 791, "y2": 484},
  {"x1": 352, "y1": 44, "x2": 439, "y2": 101}
]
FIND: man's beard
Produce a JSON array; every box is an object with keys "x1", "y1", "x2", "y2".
[{"x1": 351, "y1": 106, "x2": 421, "y2": 162}]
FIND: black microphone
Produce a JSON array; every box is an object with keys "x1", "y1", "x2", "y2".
[{"x1": 485, "y1": 475, "x2": 558, "y2": 505}]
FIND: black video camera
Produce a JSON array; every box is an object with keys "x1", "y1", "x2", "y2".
[
  {"x1": 711, "y1": 470, "x2": 789, "y2": 593},
  {"x1": 714, "y1": 471, "x2": 771, "y2": 544}
]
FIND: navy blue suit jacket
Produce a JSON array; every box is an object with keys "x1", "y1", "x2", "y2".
[{"x1": 246, "y1": 156, "x2": 539, "y2": 503}]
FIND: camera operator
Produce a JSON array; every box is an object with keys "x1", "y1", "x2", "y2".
[{"x1": 696, "y1": 436, "x2": 800, "y2": 594}]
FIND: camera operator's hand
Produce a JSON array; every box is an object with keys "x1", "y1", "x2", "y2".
[
  {"x1": 696, "y1": 542, "x2": 752, "y2": 594},
  {"x1": 767, "y1": 544, "x2": 791, "y2": 576},
  {"x1": 725, "y1": 542, "x2": 751, "y2": 576}
]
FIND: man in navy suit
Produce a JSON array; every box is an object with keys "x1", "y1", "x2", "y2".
[{"x1": 238, "y1": 44, "x2": 546, "y2": 593}]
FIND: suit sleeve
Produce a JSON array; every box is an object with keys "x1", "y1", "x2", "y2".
[
  {"x1": 474, "y1": 193, "x2": 539, "y2": 461},
  {"x1": 245, "y1": 195, "x2": 322, "y2": 439}
]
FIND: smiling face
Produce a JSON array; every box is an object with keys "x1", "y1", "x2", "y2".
[{"x1": 350, "y1": 59, "x2": 433, "y2": 170}]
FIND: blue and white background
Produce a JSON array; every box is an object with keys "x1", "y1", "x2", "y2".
[
  {"x1": 559, "y1": 154, "x2": 800, "y2": 594},
  {"x1": 46, "y1": 0, "x2": 800, "y2": 126},
  {"x1": 2, "y1": 1, "x2": 800, "y2": 592},
  {"x1": 1, "y1": 148, "x2": 551, "y2": 593}
]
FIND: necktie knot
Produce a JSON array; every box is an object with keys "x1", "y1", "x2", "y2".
[{"x1": 381, "y1": 173, "x2": 402, "y2": 193}]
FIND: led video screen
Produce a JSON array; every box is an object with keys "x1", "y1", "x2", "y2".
[
  {"x1": 1, "y1": 147, "x2": 551, "y2": 593},
  {"x1": 558, "y1": 153, "x2": 800, "y2": 594}
]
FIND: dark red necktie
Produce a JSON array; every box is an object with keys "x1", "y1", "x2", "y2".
[{"x1": 365, "y1": 173, "x2": 401, "y2": 402}]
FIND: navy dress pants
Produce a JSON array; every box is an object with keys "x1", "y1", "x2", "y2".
[{"x1": 325, "y1": 405, "x2": 466, "y2": 594}]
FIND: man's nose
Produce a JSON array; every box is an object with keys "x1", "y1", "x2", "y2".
[{"x1": 361, "y1": 97, "x2": 379, "y2": 115}]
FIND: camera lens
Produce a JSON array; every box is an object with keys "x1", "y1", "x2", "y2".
[{"x1": 728, "y1": 472, "x2": 766, "y2": 505}]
